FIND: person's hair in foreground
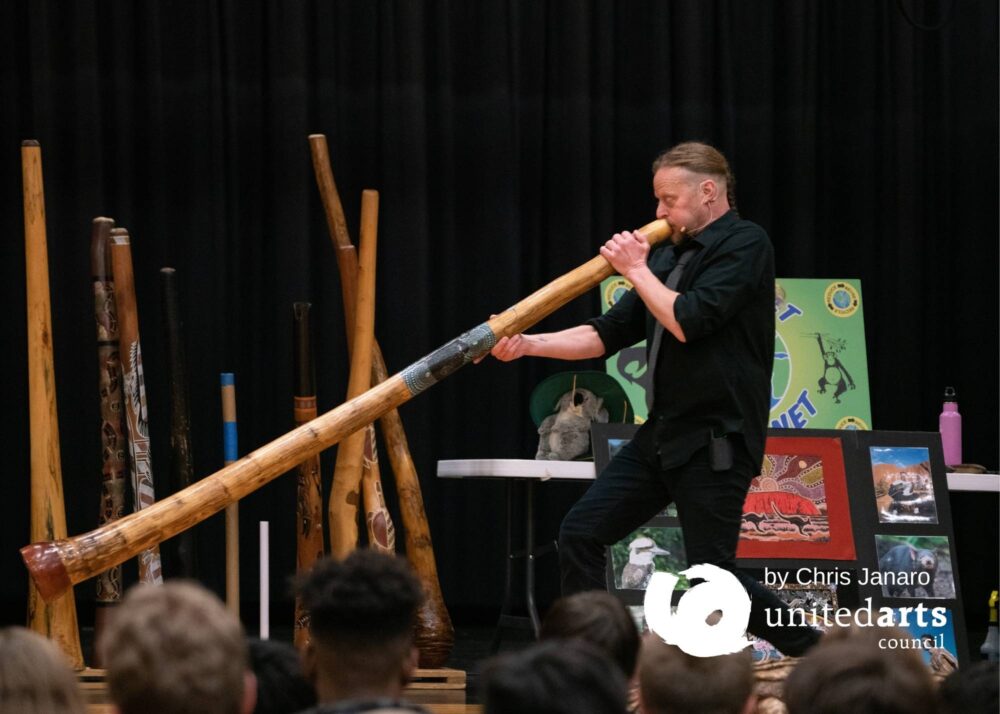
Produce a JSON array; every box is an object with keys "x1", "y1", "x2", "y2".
[
  {"x1": 938, "y1": 660, "x2": 998, "y2": 714},
  {"x1": 540, "y1": 590, "x2": 641, "y2": 678},
  {"x1": 783, "y1": 624, "x2": 938, "y2": 714},
  {"x1": 247, "y1": 637, "x2": 316, "y2": 714},
  {"x1": 481, "y1": 639, "x2": 628, "y2": 714},
  {"x1": 98, "y1": 580, "x2": 255, "y2": 714},
  {"x1": 0, "y1": 626, "x2": 86, "y2": 714},
  {"x1": 297, "y1": 550, "x2": 424, "y2": 702},
  {"x1": 638, "y1": 635, "x2": 755, "y2": 714}
]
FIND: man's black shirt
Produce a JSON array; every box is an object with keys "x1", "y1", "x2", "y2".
[{"x1": 586, "y1": 210, "x2": 775, "y2": 469}]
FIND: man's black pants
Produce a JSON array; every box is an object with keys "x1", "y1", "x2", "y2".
[{"x1": 558, "y1": 433, "x2": 820, "y2": 657}]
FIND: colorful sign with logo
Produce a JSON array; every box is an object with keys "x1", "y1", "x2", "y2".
[{"x1": 599, "y1": 277, "x2": 872, "y2": 429}]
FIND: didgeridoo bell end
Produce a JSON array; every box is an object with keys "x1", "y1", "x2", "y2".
[{"x1": 21, "y1": 541, "x2": 72, "y2": 602}]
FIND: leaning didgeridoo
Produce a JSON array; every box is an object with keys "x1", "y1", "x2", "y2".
[
  {"x1": 22, "y1": 140, "x2": 85, "y2": 668},
  {"x1": 22, "y1": 217, "x2": 671, "y2": 603},
  {"x1": 327, "y1": 190, "x2": 396, "y2": 558},
  {"x1": 309, "y1": 133, "x2": 449, "y2": 664}
]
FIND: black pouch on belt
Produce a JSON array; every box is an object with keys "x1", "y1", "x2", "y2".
[{"x1": 709, "y1": 432, "x2": 734, "y2": 472}]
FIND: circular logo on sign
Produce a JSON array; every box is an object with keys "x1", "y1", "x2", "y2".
[
  {"x1": 835, "y1": 415, "x2": 869, "y2": 430},
  {"x1": 603, "y1": 277, "x2": 633, "y2": 309},
  {"x1": 771, "y1": 332, "x2": 791, "y2": 410},
  {"x1": 824, "y1": 282, "x2": 860, "y2": 318}
]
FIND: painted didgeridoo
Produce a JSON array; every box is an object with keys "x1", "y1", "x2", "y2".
[
  {"x1": 92, "y1": 217, "x2": 128, "y2": 665},
  {"x1": 22, "y1": 140, "x2": 85, "y2": 668},
  {"x1": 292, "y1": 302, "x2": 325, "y2": 648},
  {"x1": 22, "y1": 217, "x2": 672, "y2": 602},
  {"x1": 109, "y1": 228, "x2": 164, "y2": 585},
  {"x1": 309, "y1": 133, "x2": 447, "y2": 664}
]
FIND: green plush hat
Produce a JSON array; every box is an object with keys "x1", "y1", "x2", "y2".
[{"x1": 529, "y1": 371, "x2": 633, "y2": 427}]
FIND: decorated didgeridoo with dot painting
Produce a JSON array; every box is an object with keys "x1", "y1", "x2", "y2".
[
  {"x1": 21, "y1": 216, "x2": 672, "y2": 603},
  {"x1": 92, "y1": 217, "x2": 128, "y2": 666},
  {"x1": 109, "y1": 228, "x2": 164, "y2": 587}
]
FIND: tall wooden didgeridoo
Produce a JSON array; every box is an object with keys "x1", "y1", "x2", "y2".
[
  {"x1": 21, "y1": 140, "x2": 85, "y2": 669},
  {"x1": 109, "y1": 228, "x2": 164, "y2": 585},
  {"x1": 309, "y1": 134, "x2": 448, "y2": 664},
  {"x1": 22, "y1": 217, "x2": 672, "y2": 604},
  {"x1": 91, "y1": 217, "x2": 128, "y2": 666},
  {"x1": 328, "y1": 191, "x2": 393, "y2": 557},
  {"x1": 292, "y1": 303, "x2": 325, "y2": 648},
  {"x1": 306, "y1": 143, "x2": 395, "y2": 561},
  {"x1": 160, "y1": 268, "x2": 197, "y2": 579}
]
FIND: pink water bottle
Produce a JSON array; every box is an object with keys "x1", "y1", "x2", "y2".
[{"x1": 939, "y1": 386, "x2": 962, "y2": 466}]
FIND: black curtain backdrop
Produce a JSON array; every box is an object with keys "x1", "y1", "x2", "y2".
[{"x1": 1, "y1": 1, "x2": 996, "y2": 630}]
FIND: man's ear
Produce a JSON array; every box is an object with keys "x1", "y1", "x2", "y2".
[
  {"x1": 700, "y1": 178, "x2": 719, "y2": 203},
  {"x1": 241, "y1": 671, "x2": 258, "y2": 714}
]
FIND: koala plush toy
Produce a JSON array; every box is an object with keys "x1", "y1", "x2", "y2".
[{"x1": 536, "y1": 388, "x2": 609, "y2": 460}]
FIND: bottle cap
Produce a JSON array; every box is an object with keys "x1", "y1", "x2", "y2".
[{"x1": 943, "y1": 386, "x2": 957, "y2": 401}]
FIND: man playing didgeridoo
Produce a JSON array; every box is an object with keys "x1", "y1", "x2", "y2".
[{"x1": 490, "y1": 141, "x2": 820, "y2": 656}]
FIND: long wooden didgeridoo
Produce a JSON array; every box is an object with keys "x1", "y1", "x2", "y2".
[
  {"x1": 309, "y1": 133, "x2": 450, "y2": 664},
  {"x1": 339, "y1": 189, "x2": 394, "y2": 556},
  {"x1": 109, "y1": 228, "x2": 164, "y2": 585},
  {"x1": 328, "y1": 190, "x2": 393, "y2": 558},
  {"x1": 91, "y1": 217, "x2": 128, "y2": 665},
  {"x1": 292, "y1": 302, "x2": 325, "y2": 648},
  {"x1": 22, "y1": 217, "x2": 672, "y2": 603},
  {"x1": 160, "y1": 268, "x2": 197, "y2": 579},
  {"x1": 21, "y1": 140, "x2": 85, "y2": 668}
]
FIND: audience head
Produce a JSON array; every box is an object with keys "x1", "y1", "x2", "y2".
[
  {"x1": 783, "y1": 624, "x2": 938, "y2": 714},
  {"x1": 99, "y1": 581, "x2": 255, "y2": 714},
  {"x1": 247, "y1": 638, "x2": 316, "y2": 714},
  {"x1": 540, "y1": 591, "x2": 640, "y2": 677},
  {"x1": 939, "y1": 660, "x2": 999, "y2": 714},
  {"x1": 297, "y1": 550, "x2": 424, "y2": 700},
  {"x1": 638, "y1": 635, "x2": 754, "y2": 714},
  {"x1": 0, "y1": 626, "x2": 85, "y2": 714},
  {"x1": 481, "y1": 639, "x2": 628, "y2": 714}
]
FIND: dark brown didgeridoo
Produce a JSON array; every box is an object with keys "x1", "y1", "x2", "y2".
[
  {"x1": 160, "y1": 267, "x2": 197, "y2": 579},
  {"x1": 292, "y1": 302, "x2": 325, "y2": 648},
  {"x1": 22, "y1": 217, "x2": 672, "y2": 603},
  {"x1": 92, "y1": 216, "x2": 128, "y2": 666},
  {"x1": 21, "y1": 140, "x2": 84, "y2": 668}
]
